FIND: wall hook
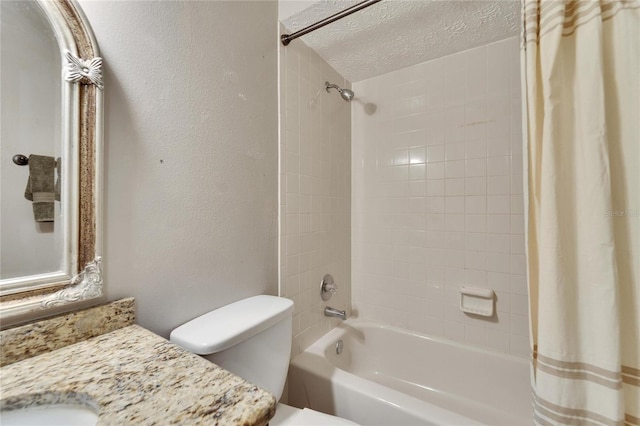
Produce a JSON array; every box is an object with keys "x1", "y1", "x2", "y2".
[{"x1": 12, "y1": 154, "x2": 29, "y2": 166}]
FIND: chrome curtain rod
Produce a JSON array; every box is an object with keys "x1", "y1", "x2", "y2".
[{"x1": 281, "y1": 0, "x2": 382, "y2": 46}]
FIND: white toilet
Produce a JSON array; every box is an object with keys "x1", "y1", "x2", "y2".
[{"x1": 170, "y1": 295, "x2": 358, "y2": 426}]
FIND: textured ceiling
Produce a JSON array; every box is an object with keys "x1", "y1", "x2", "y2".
[{"x1": 281, "y1": 0, "x2": 520, "y2": 82}]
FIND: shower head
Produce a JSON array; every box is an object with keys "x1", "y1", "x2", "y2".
[{"x1": 325, "y1": 81, "x2": 355, "y2": 102}]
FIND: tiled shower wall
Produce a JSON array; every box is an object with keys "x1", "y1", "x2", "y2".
[
  {"x1": 352, "y1": 37, "x2": 528, "y2": 357},
  {"x1": 279, "y1": 33, "x2": 351, "y2": 357}
]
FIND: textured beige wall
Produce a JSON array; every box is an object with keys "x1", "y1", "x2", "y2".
[{"x1": 79, "y1": 1, "x2": 279, "y2": 338}]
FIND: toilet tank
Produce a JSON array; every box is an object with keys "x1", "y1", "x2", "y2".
[{"x1": 170, "y1": 295, "x2": 294, "y2": 400}]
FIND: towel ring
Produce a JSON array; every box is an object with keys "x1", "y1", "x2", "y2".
[{"x1": 12, "y1": 154, "x2": 29, "y2": 166}]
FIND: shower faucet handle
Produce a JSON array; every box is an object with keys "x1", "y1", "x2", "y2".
[{"x1": 321, "y1": 274, "x2": 338, "y2": 301}]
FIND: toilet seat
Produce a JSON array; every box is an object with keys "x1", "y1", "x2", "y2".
[{"x1": 270, "y1": 403, "x2": 359, "y2": 425}]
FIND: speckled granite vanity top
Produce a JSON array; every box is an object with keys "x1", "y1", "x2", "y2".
[{"x1": 0, "y1": 325, "x2": 276, "y2": 425}]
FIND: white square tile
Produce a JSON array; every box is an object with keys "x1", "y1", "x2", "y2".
[
  {"x1": 511, "y1": 313, "x2": 529, "y2": 336},
  {"x1": 445, "y1": 214, "x2": 465, "y2": 231},
  {"x1": 465, "y1": 45, "x2": 487, "y2": 101},
  {"x1": 466, "y1": 214, "x2": 487, "y2": 233},
  {"x1": 286, "y1": 152, "x2": 300, "y2": 173},
  {"x1": 427, "y1": 162, "x2": 445, "y2": 180},
  {"x1": 466, "y1": 195, "x2": 487, "y2": 214},
  {"x1": 511, "y1": 274, "x2": 528, "y2": 295},
  {"x1": 446, "y1": 249, "x2": 465, "y2": 267},
  {"x1": 410, "y1": 146, "x2": 426, "y2": 164},
  {"x1": 393, "y1": 149, "x2": 409, "y2": 166},
  {"x1": 487, "y1": 252, "x2": 511, "y2": 273},
  {"x1": 446, "y1": 267, "x2": 466, "y2": 287},
  {"x1": 446, "y1": 142, "x2": 466, "y2": 161},
  {"x1": 487, "y1": 40, "x2": 512, "y2": 97},
  {"x1": 286, "y1": 214, "x2": 299, "y2": 235},
  {"x1": 445, "y1": 107, "x2": 465, "y2": 142},
  {"x1": 511, "y1": 294, "x2": 529, "y2": 316},
  {"x1": 286, "y1": 194, "x2": 299, "y2": 214},
  {"x1": 426, "y1": 179, "x2": 445, "y2": 196},
  {"x1": 466, "y1": 158, "x2": 487, "y2": 177},
  {"x1": 426, "y1": 196, "x2": 445, "y2": 214},
  {"x1": 446, "y1": 160, "x2": 466, "y2": 178},
  {"x1": 511, "y1": 254, "x2": 527, "y2": 275},
  {"x1": 487, "y1": 195, "x2": 511, "y2": 215},
  {"x1": 393, "y1": 165, "x2": 409, "y2": 182},
  {"x1": 487, "y1": 233, "x2": 510, "y2": 253},
  {"x1": 444, "y1": 321, "x2": 465, "y2": 341},
  {"x1": 487, "y1": 271, "x2": 511, "y2": 293},
  {"x1": 409, "y1": 180, "x2": 427, "y2": 197},
  {"x1": 446, "y1": 178, "x2": 466, "y2": 196},
  {"x1": 427, "y1": 214, "x2": 445, "y2": 231},
  {"x1": 487, "y1": 155, "x2": 510, "y2": 176},
  {"x1": 465, "y1": 324, "x2": 487, "y2": 347},
  {"x1": 487, "y1": 175, "x2": 510, "y2": 195},
  {"x1": 424, "y1": 114, "x2": 446, "y2": 145},
  {"x1": 445, "y1": 303, "x2": 467, "y2": 323},
  {"x1": 466, "y1": 177, "x2": 487, "y2": 195},
  {"x1": 510, "y1": 334, "x2": 530, "y2": 358},
  {"x1": 510, "y1": 235, "x2": 525, "y2": 254},
  {"x1": 465, "y1": 233, "x2": 486, "y2": 251},
  {"x1": 446, "y1": 196, "x2": 465, "y2": 214},
  {"x1": 410, "y1": 164, "x2": 426, "y2": 181},
  {"x1": 427, "y1": 145, "x2": 445, "y2": 163},
  {"x1": 426, "y1": 266, "x2": 446, "y2": 285},
  {"x1": 466, "y1": 140, "x2": 487, "y2": 159},
  {"x1": 408, "y1": 197, "x2": 426, "y2": 215},
  {"x1": 487, "y1": 135, "x2": 511, "y2": 157},
  {"x1": 465, "y1": 269, "x2": 487, "y2": 287},
  {"x1": 465, "y1": 250, "x2": 487, "y2": 270},
  {"x1": 286, "y1": 174, "x2": 299, "y2": 194},
  {"x1": 486, "y1": 329, "x2": 510, "y2": 353},
  {"x1": 511, "y1": 194, "x2": 525, "y2": 214},
  {"x1": 446, "y1": 231, "x2": 465, "y2": 250},
  {"x1": 445, "y1": 68, "x2": 465, "y2": 108},
  {"x1": 511, "y1": 215, "x2": 525, "y2": 235}
]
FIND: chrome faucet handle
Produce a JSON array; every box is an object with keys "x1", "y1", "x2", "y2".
[{"x1": 320, "y1": 274, "x2": 337, "y2": 301}]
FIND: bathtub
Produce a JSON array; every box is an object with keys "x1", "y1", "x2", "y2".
[{"x1": 288, "y1": 320, "x2": 532, "y2": 425}]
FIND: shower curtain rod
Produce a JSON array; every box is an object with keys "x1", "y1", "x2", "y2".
[{"x1": 281, "y1": 0, "x2": 382, "y2": 46}]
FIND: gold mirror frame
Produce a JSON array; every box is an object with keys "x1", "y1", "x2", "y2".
[{"x1": 0, "y1": 0, "x2": 103, "y2": 327}]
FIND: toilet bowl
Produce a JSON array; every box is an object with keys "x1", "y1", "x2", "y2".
[{"x1": 170, "y1": 295, "x2": 358, "y2": 426}]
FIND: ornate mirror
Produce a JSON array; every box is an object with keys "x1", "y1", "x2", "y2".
[{"x1": 0, "y1": 0, "x2": 103, "y2": 325}]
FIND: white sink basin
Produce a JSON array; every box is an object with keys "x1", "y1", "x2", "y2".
[{"x1": 0, "y1": 403, "x2": 99, "y2": 426}]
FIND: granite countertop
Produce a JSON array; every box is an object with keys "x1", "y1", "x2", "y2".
[{"x1": 0, "y1": 325, "x2": 276, "y2": 425}]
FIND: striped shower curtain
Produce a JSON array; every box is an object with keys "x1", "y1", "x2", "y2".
[{"x1": 523, "y1": 0, "x2": 640, "y2": 425}]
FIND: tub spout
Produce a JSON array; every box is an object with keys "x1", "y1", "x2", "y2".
[{"x1": 324, "y1": 306, "x2": 347, "y2": 320}]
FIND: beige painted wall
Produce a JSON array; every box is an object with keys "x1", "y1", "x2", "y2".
[{"x1": 79, "y1": 0, "x2": 279, "y2": 337}]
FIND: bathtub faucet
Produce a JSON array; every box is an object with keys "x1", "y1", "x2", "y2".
[{"x1": 324, "y1": 306, "x2": 347, "y2": 320}]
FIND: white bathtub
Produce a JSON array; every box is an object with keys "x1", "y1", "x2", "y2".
[{"x1": 288, "y1": 320, "x2": 532, "y2": 425}]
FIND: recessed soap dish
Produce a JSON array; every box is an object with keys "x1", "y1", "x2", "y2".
[{"x1": 460, "y1": 287, "x2": 495, "y2": 317}]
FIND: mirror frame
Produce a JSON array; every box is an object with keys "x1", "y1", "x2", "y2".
[{"x1": 0, "y1": 0, "x2": 103, "y2": 326}]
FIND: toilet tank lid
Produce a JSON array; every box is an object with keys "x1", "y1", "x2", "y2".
[{"x1": 170, "y1": 295, "x2": 294, "y2": 355}]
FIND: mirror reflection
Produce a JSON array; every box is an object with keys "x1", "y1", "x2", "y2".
[
  {"x1": 1, "y1": 1, "x2": 63, "y2": 279},
  {"x1": 1, "y1": 0, "x2": 103, "y2": 325}
]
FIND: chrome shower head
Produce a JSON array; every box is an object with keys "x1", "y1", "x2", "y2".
[{"x1": 325, "y1": 81, "x2": 355, "y2": 102}]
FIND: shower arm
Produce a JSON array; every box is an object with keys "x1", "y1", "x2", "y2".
[{"x1": 325, "y1": 83, "x2": 342, "y2": 93}]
